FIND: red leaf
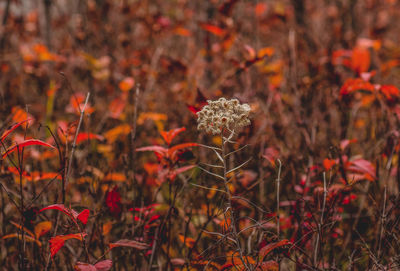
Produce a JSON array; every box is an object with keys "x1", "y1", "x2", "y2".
[
  {"x1": 186, "y1": 105, "x2": 200, "y2": 114},
  {"x1": 0, "y1": 119, "x2": 33, "y2": 142},
  {"x1": 168, "y1": 165, "x2": 196, "y2": 180},
  {"x1": 2, "y1": 139, "x2": 55, "y2": 158},
  {"x1": 75, "y1": 133, "x2": 104, "y2": 145},
  {"x1": 108, "y1": 239, "x2": 150, "y2": 250},
  {"x1": 168, "y1": 143, "x2": 198, "y2": 159},
  {"x1": 186, "y1": 89, "x2": 208, "y2": 114},
  {"x1": 160, "y1": 127, "x2": 186, "y2": 145},
  {"x1": 40, "y1": 204, "x2": 90, "y2": 225},
  {"x1": 75, "y1": 260, "x2": 112, "y2": 271},
  {"x1": 379, "y1": 85, "x2": 400, "y2": 101},
  {"x1": 50, "y1": 233, "x2": 87, "y2": 258},
  {"x1": 340, "y1": 139, "x2": 357, "y2": 150},
  {"x1": 106, "y1": 186, "x2": 122, "y2": 217},
  {"x1": 77, "y1": 209, "x2": 90, "y2": 224},
  {"x1": 262, "y1": 147, "x2": 279, "y2": 166},
  {"x1": 339, "y1": 78, "x2": 375, "y2": 97},
  {"x1": 94, "y1": 260, "x2": 113, "y2": 271},
  {"x1": 136, "y1": 146, "x2": 168, "y2": 156},
  {"x1": 348, "y1": 158, "x2": 376, "y2": 181},
  {"x1": 258, "y1": 239, "x2": 290, "y2": 261}
]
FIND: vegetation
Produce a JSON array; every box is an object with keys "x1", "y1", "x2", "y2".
[{"x1": 1, "y1": 0, "x2": 400, "y2": 270}]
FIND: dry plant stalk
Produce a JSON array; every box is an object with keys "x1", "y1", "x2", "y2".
[{"x1": 196, "y1": 98, "x2": 252, "y2": 269}]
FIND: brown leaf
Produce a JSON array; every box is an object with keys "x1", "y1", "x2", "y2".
[{"x1": 108, "y1": 239, "x2": 150, "y2": 250}]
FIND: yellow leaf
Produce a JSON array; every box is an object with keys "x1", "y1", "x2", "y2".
[
  {"x1": 137, "y1": 113, "x2": 168, "y2": 125},
  {"x1": 104, "y1": 124, "x2": 131, "y2": 143},
  {"x1": 257, "y1": 47, "x2": 274, "y2": 58},
  {"x1": 2, "y1": 233, "x2": 41, "y2": 246}
]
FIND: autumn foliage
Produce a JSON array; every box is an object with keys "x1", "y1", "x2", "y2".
[{"x1": 1, "y1": 0, "x2": 400, "y2": 270}]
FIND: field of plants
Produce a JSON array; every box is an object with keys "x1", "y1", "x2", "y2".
[{"x1": 1, "y1": 0, "x2": 400, "y2": 270}]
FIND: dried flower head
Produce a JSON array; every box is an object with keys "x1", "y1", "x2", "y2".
[{"x1": 196, "y1": 98, "x2": 251, "y2": 134}]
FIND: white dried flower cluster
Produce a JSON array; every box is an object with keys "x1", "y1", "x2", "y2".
[{"x1": 196, "y1": 98, "x2": 251, "y2": 135}]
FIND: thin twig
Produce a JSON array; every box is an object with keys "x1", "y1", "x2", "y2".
[
  {"x1": 64, "y1": 92, "x2": 90, "y2": 200},
  {"x1": 276, "y1": 159, "x2": 282, "y2": 239},
  {"x1": 225, "y1": 144, "x2": 250, "y2": 158},
  {"x1": 314, "y1": 172, "x2": 327, "y2": 267},
  {"x1": 377, "y1": 184, "x2": 387, "y2": 259},
  {"x1": 196, "y1": 165, "x2": 225, "y2": 180},
  {"x1": 190, "y1": 183, "x2": 227, "y2": 194},
  {"x1": 226, "y1": 158, "x2": 252, "y2": 175}
]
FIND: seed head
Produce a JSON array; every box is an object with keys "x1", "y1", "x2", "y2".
[{"x1": 196, "y1": 98, "x2": 251, "y2": 135}]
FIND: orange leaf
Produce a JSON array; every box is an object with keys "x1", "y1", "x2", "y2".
[
  {"x1": 2, "y1": 139, "x2": 55, "y2": 159},
  {"x1": 68, "y1": 93, "x2": 95, "y2": 115},
  {"x1": 118, "y1": 77, "x2": 135, "y2": 92},
  {"x1": 109, "y1": 97, "x2": 126, "y2": 119},
  {"x1": 351, "y1": 47, "x2": 370, "y2": 74},
  {"x1": 2, "y1": 233, "x2": 41, "y2": 246},
  {"x1": 75, "y1": 133, "x2": 104, "y2": 145},
  {"x1": 257, "y1": 47, "x2": 274, "y2": 58},
  {"x1": 104, "y1": 124, "x2": 131, "y2": 143},
  {"x1": 178, "y1": 234, "x2": 195, "y2": 248},
  {"x1": 323, "y1": 159, "x2": 336, "y2": 171},
  {"x1": 102, "y1": 221, "x2": 113, "y2": 236},
  {"x1": 104, "y1": 173, "x2": 126, "y2": 182},
  {"x1": 34, "y1": 221, "x2": 52, "y2": 239},
  {"x1": 255, "y1": 3, "x2": 268, "y2": 17},
  {"x1": 160, "y1": 127, "x2": 186, "y2": 145},
  {"x1": 258, "y1": 260, "x2": 279, "y2": 271},
  {"x1": 137, "y1": 112, "x2": 168, "y2": 125},
  {"x1": 10, "y1": 221, "x2": 35, "y2": 238},
  {"x1": 50, "y1": 233, "x2": 87, "y2": 258},
  {"x1": 200, "y1": 23, "x2": 225, "y2": 36},
  {"x1": 28, "y1": 172, "x2": 62, "y2": 182},
  {"x1": 108, "y1": 239, "x2": 150, "y2": 250},
  {"x1": 174, "y1": 27, "x2": 192, "y2": 37},
  {"x1": 258, "y1": 239, "x2": 290, "y2": 261},
  {"x1": 11, "y1": 106, "x2": 32, "y2": 125}
]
